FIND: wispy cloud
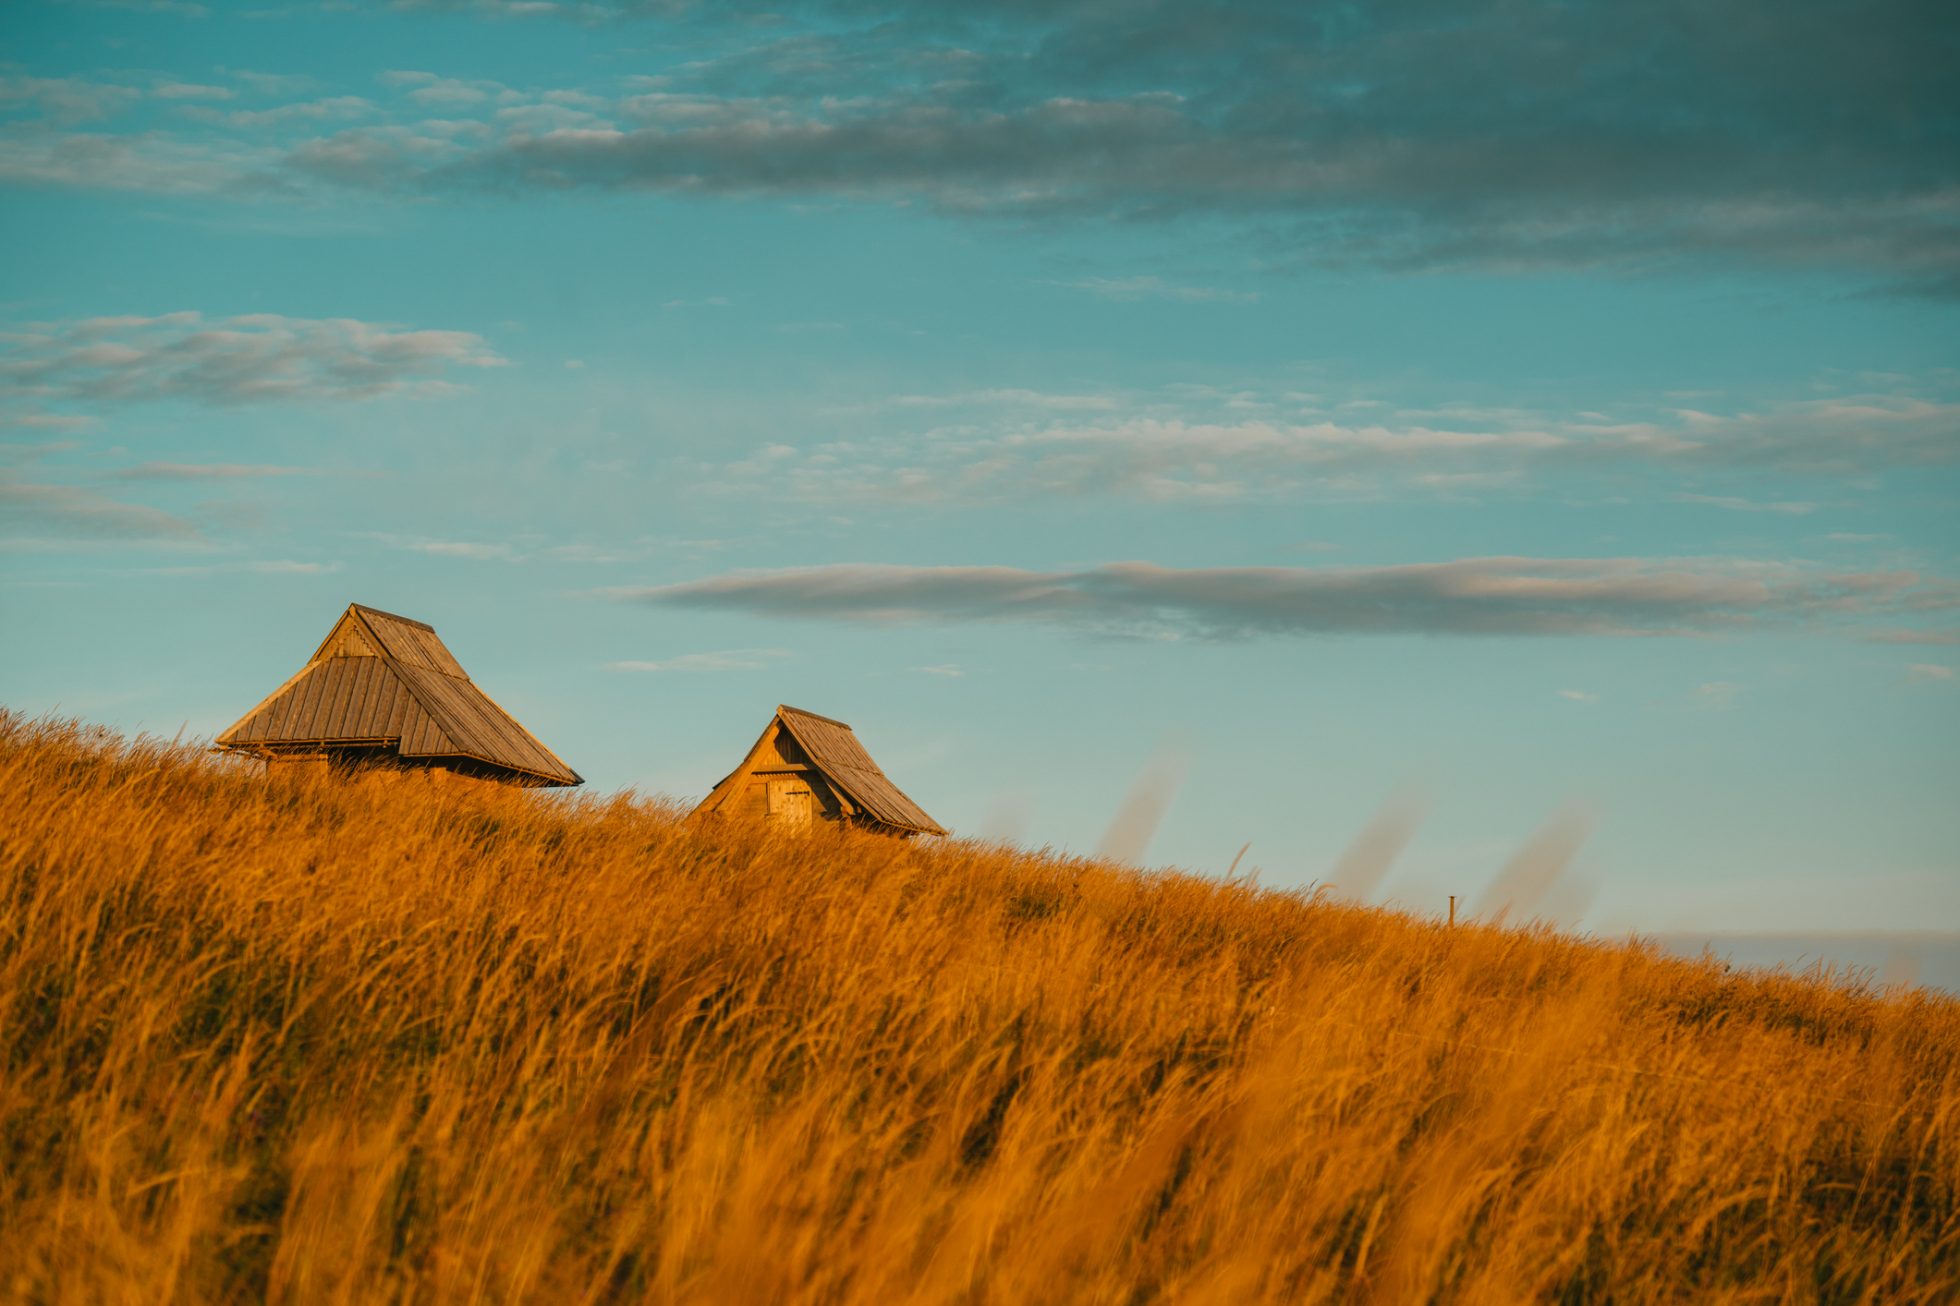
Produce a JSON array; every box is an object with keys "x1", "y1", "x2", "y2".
[
  {"x1": 1556, "y1": 689, "x2": 1599, "y2": 703},
  {"x1": 1868, "y1": 628, "x2": 1960, "y2": 646},
  {"x1": 0, "y1": 412, "x2": 95, "y2": 432},
  {"x1": 1675, "y1": 493, "x2": 1818, "y2": 516},
  {"x1": 878, "y1": 389, "x2": 1121, "y2": 413},
  {"x1": 153, "y1": 82, "x2": 234, "y2": 102},
  {"x1": 697, "y1": 389, "x2": 1960, "y2": 507},
  {"x1": 1058, "y1": 277, "x2": 1259, "y2": 304},
  {"x1": 1, "y1": 312, "x2": 504, "y2": 407},
  {"x1": 108, "y1": 461, "x2": 321, "y2": 480},
  {"x1": 607, "y1": 648, "x2": 791, "y2": 672},
  {"x1": 359, "y1": 533, "x2": 521, "y2": 561},
  {"x1": 134, "y1": 559, "x2": 341, "y2": 575},
  {"x1": 1906, "y1": 663, "x2": 1955, "y2": 683},
  {"x1": 0, "y1": 74, "x2": 141, "y2": 125},
  {"x1": 0, "y1": 472, "x2": 203, "y2": 544},
  {"x1": 619, "y1": 557, "x2": 1960, "y2": 642},
  {"x1": 179, "y1": 96, "x2": 377, "y2": 130}
]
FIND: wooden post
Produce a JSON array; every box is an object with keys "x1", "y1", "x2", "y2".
[{"x1": 1448, "y1": 895, "x2": 1457, "y2": 927}]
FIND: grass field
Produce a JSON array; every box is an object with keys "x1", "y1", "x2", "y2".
[{"x1": 3, "y1": 710, "x2": 1956, "y2": 1303}]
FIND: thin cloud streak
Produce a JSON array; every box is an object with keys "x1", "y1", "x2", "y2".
[
  {"x1": 0, "y1": 312, "x2": 504, "y2": 407},
  {"x1": 133, "y1": 559, "x2": 342, "y2": 575},
  {"x1": 607, "y1": 649, "x2": 791, "y2": 672},
  {"x1": 109, "y1": 462, "x2": 321, "y2": 480},
  {"x1": 701, "y1": 393, "x2": 1960, "y2": 507},
  {"x1": 1059, "y1": 277, "x2": 1259, "y2": 304},
  {"x1": 621, "y1": 558, "x2": 1960, "y2": 642},
  {"x1": 0, "y1": 472, "x2": 204, "y2": 544}
]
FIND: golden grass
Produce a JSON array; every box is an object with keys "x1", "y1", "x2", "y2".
[{"x1": 2, "y1": 711, "x2": 1956, "y2": 1304}]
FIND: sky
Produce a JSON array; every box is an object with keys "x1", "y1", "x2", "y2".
[{"x1": 2, "y1": 0, "x2": 1957, "y2": 943}]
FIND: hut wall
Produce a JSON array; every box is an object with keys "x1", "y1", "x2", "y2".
[
  {"x1": 724, "y1": 767, "x2": 849, "y2": 828},
  {"x1": 756, "y1": 729, "x2": 808, "y2": 768},
  {"x1": 317, "y1": 621, "x2": 380, "y2": 660}
]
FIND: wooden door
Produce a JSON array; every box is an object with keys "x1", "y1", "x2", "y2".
[{"x1": 766, "y1": 779, "x2": 814, "y2": 827}]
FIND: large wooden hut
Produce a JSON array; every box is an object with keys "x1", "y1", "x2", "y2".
[
  {"x1": 692, "y1": 705, "x2": 946, "y2": 836},
  {"x1": 215, "y1": 603, "x2": 581, "y2": 787}
]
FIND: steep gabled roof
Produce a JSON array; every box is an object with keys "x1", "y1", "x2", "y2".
[
  {"x1": 774, "y1": 706, "x2": 945, "y2": 834},
  {"x1": 696, "y1": 704, "x2": 946, "y2": 835},
  {"x1": 216, "y1": 603, "x2": 582, "y2": 786}
]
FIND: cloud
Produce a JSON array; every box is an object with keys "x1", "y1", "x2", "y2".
[
  {"x1": 1906, "y1": 663, "x2": 1955, "y2": 682},
  {"x1": 1059, "y1": 277, "x2": 1259, "y2": 304},
  {"x1": 1868, "y1": 628, "x2": 1960, "y2": 646},
  {"x1": 135, "y1": 559, "x2": 342, "y2": 575},
  {"x1": 89, "y1": 0, "x2": 208, "y2": 15},
  {"x1": 879, "y1": 388, "x2": 1121, "y2": 413},
  {"x1": 620, "y1": 557, "x2": 1960, "y2": 642},
  {"x1": 0, "y1": 75, "x2": 141, "y2": 125},
  {"x1": 0, "y1": 472, "x2": 203, "y2": 544},
  {"x1": 1, "y1": 312, "x2": 504, "y2": 406},
  {"x1": 697, "y1": 389, "x2": 1960, "y2": 507},
  {"x1": 181, "y1": 96, "x2": 378, "y2": 130},
  {"x1": 109, "y1": 462, "x2": 319, "y2": 480},
  {"x1": 373, "y1": 537, "x2": 520, "y2": 561},
  {"x1": 153, "y1": 83, "x2": 235, "y2": 102},
  {"x1": 912, "y1": 663, "x2": 965, "y2": 677},
  {"x1": 0, "y1": 128, "x2": 280, "y2": 195},
  {"x1": 228, "y1": 72, "x2": 323, "y2": 98},
  {"x1": 1555, "y1": 689, "x2": 1599, "y2": 703},
  {"x1": 378, "y1": 71, "x2": 514, "y2": 108},
  {"x1": 607, "y1": 648, "x2": 791, "y2": 672},
  {"x1": 7, "y1": 1, "x2": 1954, "y2": 287},
  {"x1": 0, "y1": 412, "x2": 94, "y2": 432},
  {"x1": 1696, "y1": 681, "x2": 1740, "y2": 707},
  {"x1": 1675, "y1": 493, "x2": 1819, "y2": 516}
]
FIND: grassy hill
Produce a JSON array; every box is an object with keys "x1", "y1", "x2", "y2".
[{"x1": 2, "y1": 711, "x2": 1956, "y2": 1303}]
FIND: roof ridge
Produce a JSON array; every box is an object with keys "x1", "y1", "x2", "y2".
[
  {"x1": 777, "y1": 703, "x2": 854, "y2": 730},
  {"x1": 348, "y1": 602, "x2": 438, "y2": 633}
]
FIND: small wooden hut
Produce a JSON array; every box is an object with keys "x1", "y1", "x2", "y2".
[
  {"x1": 215, "y1": 603, "x2": 581, "y2": 787},
  {"x1": 692, "y1": 704, "x2": 946, "y2": 836}
]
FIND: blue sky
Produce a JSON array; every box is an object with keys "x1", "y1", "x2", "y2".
[{"x1": 3, "y1": 0, "x2": 1957, "y2": 937}]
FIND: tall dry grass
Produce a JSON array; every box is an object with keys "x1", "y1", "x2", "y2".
[{"x1": 1, "y1": 710, "x2": 1956, "y2": 1303}]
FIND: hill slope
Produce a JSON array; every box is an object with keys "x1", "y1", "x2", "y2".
[{"x1": 2, "y1": 713, "x2": 1956, "y2": 1302}]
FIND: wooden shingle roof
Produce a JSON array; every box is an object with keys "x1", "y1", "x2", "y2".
[
  {"x1": 215, "y1": 604, "x2": 581, "y2": 786},
  {"x1": 773, "y1": 706, "x2": 945, "y2": 834},
  {"x1": 694, "y1": 704, "x2": 945, "y2": 835}
]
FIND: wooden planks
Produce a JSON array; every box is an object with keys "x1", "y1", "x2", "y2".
[
  {"x1": 215, "y1": 603, "x2": 582, "y2": 787},
  {"x1": 770, "y1": 706, "x2": 944, "y2": 835}
]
